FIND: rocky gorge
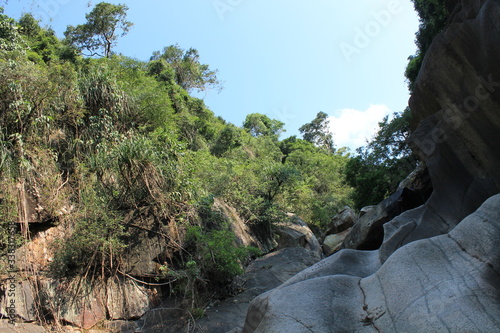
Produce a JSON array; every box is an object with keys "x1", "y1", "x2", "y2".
[
  {"x1": 240, "y1": 0, "x2": 500, "y2": 332},
  {"x1": 2, "y1": 0, "x2": 500, "y2": 332}
]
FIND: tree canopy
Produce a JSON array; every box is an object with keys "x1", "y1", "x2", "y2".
[
  {"x1": 299, "y1": 111, "x2": 334, "y2": 152},
  {"x1": 0, "y1": 7, "x2": 24, "y2": 52},
  {"x1": 149, "y1": 44, "x2": 223, "y2": 93},
  {"x1": 64, "y1": 2, "x2": 133, "y2": 58},
  {"x1": 243, "y1": 113, "x2": 285, "y2": 140},
  {"x1": 344, "y1": 108, "x2": 416, "y2": 209}
]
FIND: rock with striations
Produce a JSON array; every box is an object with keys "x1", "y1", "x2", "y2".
[
  {"x1": 0, "y1": 280, "x2": 37, "y2": 323},
  {"x1": 243, "y1": 195, "x2": 500, "y2": 332},
  {"x1": 35, "y1": 277, "x2": 158, "y2": 329},
  {"x1": 323, "y1": 206, "x2": 357, "y2": 237},
  {"x1": 275, "y1": 214, "x2": 322, "y2": 259},
  {"x1": 240, "y1": 1, "x2": 500, "y2": 332}
]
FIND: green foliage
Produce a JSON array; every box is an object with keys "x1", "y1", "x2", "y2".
[
  {"x1": 211, "y1": 124, "x2": 242, "y2": 157},
  {"x1": 17, "y1": 14, "x2": 74, "y2": 64},
  {"x1": 94, "y1": 56, "x2": 175, "y2": 131},
  {"x1": 344, "y1": 109, "x2": 416, "y2": 209},
  {"x1": 260, "y1": 163, "x2": 300, "y2": 202},
  {"x1": 18, "y1": 13, "x2": 40, "y2": 38},
  {"x1": 150, "y1": 44, "x2": 222, "y2": 93},
  {"x1": 78, "y1": 60, "x2": 127, "y2": 117},
  {"x1": 50, "y1": 191, "x2": 126, "y2": 278},
  {"x1": 0, "y1": 56, "x2": 82, "y2": 142},
  {"x1": 280, "y1": 137, "x2": 352, "y2": 227},
  {"x1": 243, "y1": 113, "x2": 285, "y2": 141},
  {"x1": 405, "y1": 0, "x2": 451, "y2": 90},
  {"x1": 186, "y1": 225, "x2": 261, "y2": 284},
  {"x1": 0, "y1": 7, "x2": 25, "y2": 53},
  {"x1": 0, "y1": 8, "x2": 355, "y2": 304},
  {"x1": 299, "y1": 111, "x2": 334, "y2": 152},
  {"x1": 65, "y1": 2, "x2": 133, "y2": 58}
]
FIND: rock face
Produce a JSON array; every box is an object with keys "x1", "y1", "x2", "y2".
[
  {"x1": 214, "y1": 199, "x2": 260, "y2": 249},
  {"x1": 0, "y1": 280, "x2": 37, "y2": 322},
  {"x1": 342, "y1": 186, "x2": 427, "y2": 250},
  {"x1": 241, "y1": 1, "x2": 500, "y2": 332},
  {"x1": 275, "y1": 214, "x2": 322, "y2": 259},
  {"x1": 323, "y1": 206, "x2": 357, "y2": 236},
  {"x1": 33, "y1": 277, "x2": 158, "y2": 329}
]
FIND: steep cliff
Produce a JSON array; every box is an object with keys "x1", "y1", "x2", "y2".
[{"x1": 241, "y1": 0, "x2": 500, "y2": 331}]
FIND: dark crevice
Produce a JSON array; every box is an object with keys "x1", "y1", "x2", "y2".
[
  {"x1": 282, "y1": 314, "x2": 315, "y2": 333},
  {"x1": 358, "y1": 279, "x2": 382, "y2": 333}
]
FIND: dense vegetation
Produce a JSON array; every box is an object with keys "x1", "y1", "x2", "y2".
[{"x1": 0, "y1": 4, "x2": 352, "y2": 313}]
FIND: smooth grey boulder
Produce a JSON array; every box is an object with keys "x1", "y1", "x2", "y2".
[
  {"x1": 363, "y1": 194, "x2": 500, "y2": 332},
  {"x1": 359, "y1": 205, "x2": 376, "y2": 217},
  {"x1": 242, "y1": 195, "x2": 500, "y2": 332}
]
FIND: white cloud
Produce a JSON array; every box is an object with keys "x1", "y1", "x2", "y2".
[{"x1": 328, "y1": 105, "x2": 392, "y2": 151}]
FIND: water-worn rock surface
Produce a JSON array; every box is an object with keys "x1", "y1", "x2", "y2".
[{"x1": 241, "y1": 0, "x2": 500, "y2": 331}]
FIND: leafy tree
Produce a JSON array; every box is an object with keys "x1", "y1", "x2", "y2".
[
  {"x1": 299, "y1": 111, "x2": 334, "y2": 152},
  {"x1": 280, "y1": 137, "x2": 352, "y2": 227},
  {"x1": 64, "y1": 2, "x2": 133, "y2": 58},
  {"x1": 150, "y1": 44, "x2": 222, "y2": 93},
  {"x1": 0, "y1": 7, "x2": 24, "y2": 52},
  {"x1": 185, "y1": 225, "x2": 260, "y2": 284},
  {"x1": 243, "y1": 113, "x2": 285, "y2": 140},
  {"x1": 18, "y1": 13, "x2": 41, "y2": 38},
  {"x1": 211, "y1": 124, "x2": 241, "y2": 157},
  {"x1": 260, "y1": 163, "x2": 299, "y2": 202},
  {"x1": 344, "y1": 109, "x2": 417, "y2": 209}
]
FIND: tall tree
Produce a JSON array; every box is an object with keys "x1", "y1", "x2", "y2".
[
  {"x1": 18, "y1": 13, "x2": 41, "y2": 38},
  {"x1": 64, "y1": 2, "x2": 133, "y2": 58},
  {"x1": 0, "y1": 7, "x2": 24, "y2": 52},
  {"x1": 243, "y1": 113, "x2": 284, "y2": 140},
  {"x1": 299, "y1": 111, "x2": 334, "y2": 152},
  {"x1": 344, "y1": 108, "x2": 417, "y2": 209},
  {"x1": 149, "y1": 44, "x2": 222, "y2": 93}
]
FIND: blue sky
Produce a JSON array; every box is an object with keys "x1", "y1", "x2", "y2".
[{"x1": 3, "y1": 0, "x2": 419, "y2": 151}]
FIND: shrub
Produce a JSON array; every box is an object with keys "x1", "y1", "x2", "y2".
[
  {"x1": 185, "y1": 225, "x2": 261, "y2": 285},
  {"x1": 49, "y1": 192, "x2": 126, "y2": 278}
]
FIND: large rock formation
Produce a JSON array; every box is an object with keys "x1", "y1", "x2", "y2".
[{"x1": 241, "y1": 0, "x2": 500, "y2": 331}]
